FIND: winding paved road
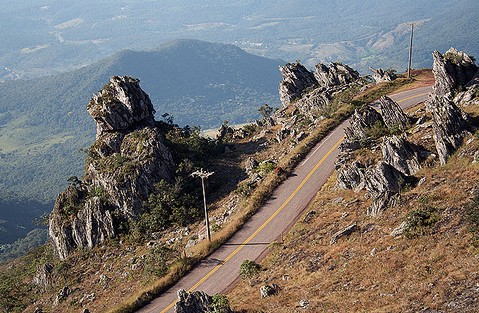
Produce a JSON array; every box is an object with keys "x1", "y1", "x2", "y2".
[{"x1": 137, "y1": 85, "x2": 432, "y2": 313}]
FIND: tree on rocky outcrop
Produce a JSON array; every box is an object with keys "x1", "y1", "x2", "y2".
[{"x1": 49, "y1": 76, "x2": 176, "y2": 259}]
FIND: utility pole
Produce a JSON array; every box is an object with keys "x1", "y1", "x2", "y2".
[
  {"x1": 191, "y1": 168, "x2": 214, "y2": 242},
  {"x1": 407, "y1": 23, "x2": 414, "y2": 79}
]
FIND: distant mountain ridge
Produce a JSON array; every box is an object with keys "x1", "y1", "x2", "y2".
[{"x1": 0, "y1": 39, "x2": 282, "y2": 244}]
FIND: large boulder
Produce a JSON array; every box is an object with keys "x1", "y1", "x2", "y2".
[
  {"x1": 278, "y1": 62, "x2": 318, "y2": 106},
  {"x1": 369, "y1": 67, "x2": 395, "y2": 84},
  {"x1": 426, "y1": 94, "x2": 471, "y2": 165},
  {"x1": 432, "y1": 48, "x2": 478, "y2": 97},
  {"x1": 314, "y1": 62, "x2": 359, "y2": 88},
  {"x1": 49, "y1": 76, "x2": 175, "y2": 259},
  {"x1": 378, "y1": 96, "x2": 409, "y2": 132},
  {"x1": 343, "y1": 106, "x2": 384, "y2": 150},
  {"x1": 381, "y1": 135, "x2": 422, "y2": 176},
  {"x1": 87, "y1": 76, "x2": 156, "y2": 137}
]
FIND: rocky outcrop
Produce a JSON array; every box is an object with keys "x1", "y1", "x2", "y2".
[
  {"x1": 87, "y1": 76, "x2": 156, "y2": 137},
  {"x1": 293, "y1": 88, "x2": 332, "y2": 119},
  {"x1": 432, "y1": 48, "x2": 478, "y2": 97},
  {"x1": 382, "y1": 135, "x2": 422, "y2": 175},
  {"x1": 379, "y1": 96, "x2": 409, "y2": 132},
  {"x1": 427, "y1": 48, "x2": 476, "y2": 165},
  {"x1": 365, "y1": 161, "x2": 406, "y2": 215},
  {"x1": 336, "y1": 159, "x2": 366, "y2": 191},
  {"x1": 278, "y1": 62, "x2": 317, "y2": 106},
  {"x1": 343, "y1": 106, "x2": 383, "y2": 149},
  {"x1": 369, "y1": 67, "x2": 395, "y2": 83},
  {"x1": 314, "y1": 62, "x2": 359, "y2": 88},
  {"x1": 427, "y1": 94, "x2": 471, "y2": 165},
  {"x1": 49, "y1": 76, "x2": 175, "y2": 259},
  {"x1": 330, "y1": 223, "x2": 358, "y2": 244},
  {"x1": 175, "y1": 289, "x2": 232, "y2": 313}
]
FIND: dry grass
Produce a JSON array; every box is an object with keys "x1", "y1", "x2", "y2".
[
  {"x1": 227, "y1": 106, "x2": 479, "y2": 313},
  {"x1": 10, "y1": 75, "x2": 431, "y2": 313}
]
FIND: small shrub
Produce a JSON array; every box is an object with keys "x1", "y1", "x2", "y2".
[
  {"x1": 404, "y1": 207, "x2": 440, "y2": 238},
  {"x1": 211, "y1": 294, "x2": 232, "y2": 313},
  {"x1": 239, "y1": 259, "x2": 261, "y2": 280}
]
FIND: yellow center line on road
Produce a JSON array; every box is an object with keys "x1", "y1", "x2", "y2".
[
  {"x1": 160, "y1": 137, "x2": 344, "y2": 313},
  {"x1": 159, "y1": 90, "x2": 430, "y2": 312}
]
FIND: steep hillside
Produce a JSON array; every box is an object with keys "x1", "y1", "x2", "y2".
[
  {"x1": 0, "y1": 40, "x2": 281, "y2": 245},
  {"x1": 227, "y1": 49, "x2": 479, "y2": 312}
]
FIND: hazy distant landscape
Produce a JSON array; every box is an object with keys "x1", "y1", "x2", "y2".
[{"x1": 2, "y1": 0, "x2": 478, "y2": 81}]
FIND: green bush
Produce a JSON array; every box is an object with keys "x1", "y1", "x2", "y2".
[
  {"x1": 239, "y1": 259, "x2": 261, "y2": 280},
  {"x1": 211, "y1": 294, "x2": 232, "y2": 313},
  {"x1": 404, "y1": 207, "x2": 440, "y2": 238}
]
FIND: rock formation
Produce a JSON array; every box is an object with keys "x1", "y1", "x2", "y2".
[
  {"x1": 369, "y1": 67, "x2": 395, "y2": 83},
  {"x1": 278, "y1": 62, "x2": 317, "y2": 106},
  {"x1": 381, "y1": 135, "x2": 422, "y2": 175},
  {"x1": 342, "y1": 106, "x2": 383, "y2": 150},
  {"x1": 49, "y1": 76, "x2": 175, "y2": 259},
  {"x1": 175, "y1": 289, "x2": 232, "y2": 313},
  {"x1": 314, "y1": 62, "x2": 359, "y2": 88},
  {"x1": 365, "y1": 161, "x2": 406, "y2": 215},
  {"x1": 378, "y1": 96, "x2": 409, "y2": 132},
  {"x1": 432, "y1": 48, "x2": 478, "y2": 97},
  {"x1": 427, "y1": 48, "x2": 476, "y2": 165}
]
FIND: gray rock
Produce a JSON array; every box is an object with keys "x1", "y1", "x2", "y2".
[
  {"x1": 369, "y1": 67, "x2": 395, "y2": 83},
  {"x1": 343, "y1": 106, "x2": 383, "y2": 150},
  {"x1": 381, "y1": 135, "x2": 422, "y2": 175},
  {"x1": 49, "y1": 76, "x2": 175, "y2": 259},
  {"x1": 378, "y1": 96, "x2": 409, "y2": 132},
  {"x1": 54, "y1": 286, "x2": 71, "y2": 305},
  {"x1": 260, "y1": 284, "x2": 279, "y2": 298},
  {"x1": 365, "y1": 161, "x2": 405, "y2": 215},
  {"x1": 432, "y1": 48, "x2": 478, "y2": 97},
  {"x1": 87, "y1": 76, "x2": 156, "y2": 137},
  {"x1": 426, "y1": 94, "x2": 471, "y2": 165},
  {"x1": 299, "y1": 299, "x2": 310, "y2": 308},
  {"x1": 336, "y1": 160, "x2": 366, "y2": 191},
  {"x1": 330, "y1": 223, "x2": 358, "y2": 244},
  {"x1": 390, "y1": 221, "x2": 408, "y2": 237},
  {"x1": 174, "y1": 289, "x2": 232, "y2": 313},
  {"x1": 293, "y1": 88, "x2": 332, "y2": 120},
  {"x1": 32, "y1": 263, "x2": 54, "y2": 290},
  {"x1": 279, "y1": 62, "x2": 318, "y2": 106},
  {"x1": 314, "y1": 62, "x2": 359, "y2": 88}
]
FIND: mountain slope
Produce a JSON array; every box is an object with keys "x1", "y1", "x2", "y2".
[
  {"x1": 1, "y1": 1, "x2": 478, "y2": 78},
  {"x1": 0, "y1": 39, "x2": 282, "y2": 243}
]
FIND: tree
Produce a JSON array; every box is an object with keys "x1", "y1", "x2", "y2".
[{"x1": 258, "y1": 103, "x2": 274, "y2": 119}]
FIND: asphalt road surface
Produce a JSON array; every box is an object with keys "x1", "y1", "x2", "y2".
[{"x1": 137, "y1": 85, "x2": 432, "y2": 313}]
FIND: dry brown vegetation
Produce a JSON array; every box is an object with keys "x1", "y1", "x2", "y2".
[
  {"x1": 228, "y1": 84, "x2": 479, "y2": 313},
  {"x1": 1, "y1": 71, "x2": 434, "y2": 313}
]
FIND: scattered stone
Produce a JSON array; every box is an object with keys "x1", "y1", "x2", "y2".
[
  {"x1": 33, "y1": 307, "x2": 42, "y2": 313},
  {"x1": 370, "y1": 248, "x2": 377, "y2": 256},
  {"x1": 390, "y1": 221, "x2": 408, "y2": 237},
  {"x1": 330, "y1": 223, "x2": 358, "y2": 244},
  {"x1": 302, "y1": 211, "x2": 317, "y2": 223},
  {"x1": 260, "y1": 284, "x2": 280, "y2": 298},
  {"x1": 54, "y1": 286, "x2": 72, "y2": 305},
  {"x1": 299, "y1": 299, "x2": 310, "y2": 308}
]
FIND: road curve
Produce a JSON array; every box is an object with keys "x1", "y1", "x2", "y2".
[{"x1": 137, "y1": 85, "x2": 432, "y2": 313}]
